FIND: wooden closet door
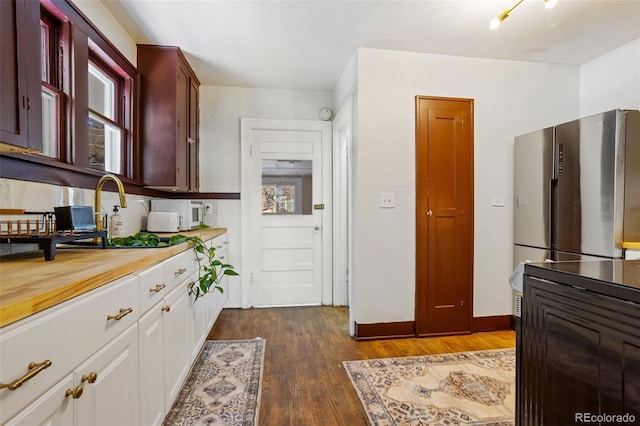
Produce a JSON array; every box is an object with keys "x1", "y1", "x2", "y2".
[{"x1": 415, "y1": 96, "x2": 474, "y2": 336}]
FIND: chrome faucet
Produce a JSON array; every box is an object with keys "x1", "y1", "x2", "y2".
[{"x1": 94, "y1": 174, "x2": 127, "y2": 230}]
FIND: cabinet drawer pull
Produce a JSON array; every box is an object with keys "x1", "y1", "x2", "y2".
[
  {"x1": 0, "y1": 360, "x2": 52, "y2": 391},
  {"x1": 175, "y1": 268, "x2": 187, "y2": 276},
  {"x1": 65, "y1": 386, "x2": 83, "y2": 399},
  {"x1": 107, "y1": 307, "x2": 133, "y2": 321},
  {"x1": 162, "y1": 305, "x2": 171, "y2": 312},
  {"x1": 81, "y1": 372, "x2": 98, "y2": 384},
  {"x1": 149, "y1": 283, "x2": 166, "y2": 293},
  {"x1": 219, "y1": 255, "x2": 225, "y2": 260},
  {"x1": 216, "y1": 245, "x2": 223, "y2": 249},
  {"x1": 187, "y1": 281, "x2": 196, "y2": 289}
]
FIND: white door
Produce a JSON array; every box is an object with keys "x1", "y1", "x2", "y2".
[{"x1": 241, "y1": 119, "x2": 332, "y2": 307}]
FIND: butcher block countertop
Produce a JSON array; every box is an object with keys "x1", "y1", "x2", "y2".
[
  {"x1": 623, "y1": 241, "x2": 640, "y2": 250},
  {"x1": 0, "y1": 228, "x2": 226, "y2": 328}
]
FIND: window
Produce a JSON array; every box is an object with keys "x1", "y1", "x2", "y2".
[
  {"x1": 261, "y1": 160, "x2": 313, "y2": 215},
  {"x1": 262, "y1": 180, "x2": 301, "y2": 214},
  {"x1": 87, "y1": 60, "x2": 124, "y2": 174},
  {"x1": 39, "y1": 9, "x2": 64, "y2": 159},
  {"x1": 30, "y1": 1, "x2": 137, "y2": 180}
]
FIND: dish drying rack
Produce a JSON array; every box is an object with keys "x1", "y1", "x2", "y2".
[{"x1": 0, "y1": 210, "x2": 107, "y2": 261}]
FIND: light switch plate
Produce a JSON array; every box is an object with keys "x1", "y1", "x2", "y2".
[
  {"x1": 492, "y1": 196, "x2": 505, "y2": 207},
  {"x1": 380, "y1": 192, "x2": 395, "y2": 208}
]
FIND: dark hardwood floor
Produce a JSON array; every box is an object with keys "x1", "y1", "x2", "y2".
[{"x1": 207, "y1": 306, "x2": 515, "y2": 425}]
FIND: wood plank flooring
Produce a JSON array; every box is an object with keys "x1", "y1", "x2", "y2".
[{"x1": 207, "y1": 306, "x2": 515, "y2": 425}]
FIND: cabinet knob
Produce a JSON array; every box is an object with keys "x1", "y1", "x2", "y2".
[
  {"x1": 175, "y1": 268, "x2": 187, "y2": 276},
  {"x1": 0, "y1": 360, "x2": 52, "y2": 391},
  {"x1": 65, "y1": 386, "x2": 83, "y2": 399},
  {"x1": 162, "y1": 305, "x2": 171, "y2": 312},
  {"x1": 81, "y1": 372, "x2": 98, "y2": 384}
]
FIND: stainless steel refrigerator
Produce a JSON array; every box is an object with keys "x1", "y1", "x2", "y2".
[{"x1": 513, "y1": 109, "x2": 640, "y2": 266}]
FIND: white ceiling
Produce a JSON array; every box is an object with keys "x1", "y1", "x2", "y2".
[{"x1": 101, "y1": 0, "x2": 640, "y2": 91}]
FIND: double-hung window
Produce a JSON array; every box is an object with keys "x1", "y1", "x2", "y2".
[
  {"x1": 35, "y1": 1, "x2": 136, "y2": 179},
  {"x1": 40, "y1": 9, "x2": 64, "y2": 159},
  {"x1": 87, "y1": 59, "x2": 124, "y2": 174}
]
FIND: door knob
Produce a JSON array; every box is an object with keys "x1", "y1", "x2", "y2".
[
  {"x1": 314, "y1": 225, "x2": 320, "y2": 231},
  {"x1": 427, "y1": 210, "x2": 433, "y2": 216}
]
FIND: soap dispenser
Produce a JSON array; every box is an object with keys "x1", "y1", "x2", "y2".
[{"x1": 109, "y1": 205, "x2": 125, "y2": 238}]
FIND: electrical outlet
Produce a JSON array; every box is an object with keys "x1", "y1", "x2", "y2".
[
  {"x1": 204, "y1": 202, "x2": 214, "y2": 215},
  {"x1": 380, "y1": 192, "x2": 395, "y2": 208}
]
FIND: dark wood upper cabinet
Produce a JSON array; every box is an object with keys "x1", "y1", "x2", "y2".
[
  {"x1": 138, "y1": 45, "x2": 200, "y2": 192},
  {"x1": 0, "y1": 0, "x2": 42, "y2": 153}
]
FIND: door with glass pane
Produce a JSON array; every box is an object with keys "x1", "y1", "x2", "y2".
[{"x1": 248, "y1": 124, "x2": 327, "y2": 307}]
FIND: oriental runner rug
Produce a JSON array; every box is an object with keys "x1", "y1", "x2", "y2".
[
  {"x1": 164, "y1": 338, "x2": 265, "y2": 425},
  {"x1": 343, "y1": 348, "x2": 515, "y2": 425}
]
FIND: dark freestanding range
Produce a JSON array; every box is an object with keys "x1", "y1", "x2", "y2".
[{"x1": 517, "y1": 260, "x2": 640, "y2": 425}]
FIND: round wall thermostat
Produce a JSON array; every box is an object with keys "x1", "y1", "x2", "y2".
[{"x1": 319, "y1": 108, "x2": 333, "y2": 121}]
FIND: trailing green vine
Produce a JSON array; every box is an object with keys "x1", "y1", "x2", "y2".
[
  {"x1": 180, "y1": 235, "x2": 239, "y2": 301},
  {"x1": 108, "y1": 231, "x2": 237, "y2": 301}
]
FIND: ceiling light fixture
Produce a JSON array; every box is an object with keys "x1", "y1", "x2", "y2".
[{"x1": 489, "y1": 0, "x2": 557, "y2": 30}]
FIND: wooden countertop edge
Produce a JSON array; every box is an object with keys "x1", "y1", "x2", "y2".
[
  {"x1": 0, "y1": 228, "x2": 227, "y2": 328},
  {"x1": 623, "y1": 242, "x2": 640, "y2": 250}
]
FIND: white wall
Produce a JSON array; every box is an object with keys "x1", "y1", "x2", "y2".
[
  {"x1": 580, "y1": 38, "x2": 640, "y2": 116},
  {"x1": 352, "y1": 48, "x2": 580, "y2": 325},
  {"x1": 72, "y1": 0, "x2": 137, "y2": 65},
  {"x1": 0, "y1": 178, "x2": 152, "y2": 255},
  {"x1": 198, "y1": 86, "x2": 334, "y2": 307}
]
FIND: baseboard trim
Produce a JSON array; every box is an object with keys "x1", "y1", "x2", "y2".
[
  {"x1": 354, "y1": 321, "x2": 415, "y2": 341},
  {"x1": 354, "y1": 315, "x2": 513, "y2": 340},
  {"x1": 471, "y1": 315, "x2": 513, "y2": 332}
]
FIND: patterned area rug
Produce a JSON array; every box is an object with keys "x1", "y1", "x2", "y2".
[
  {"x1": 343, "y1": 348, "x2": 515, "y2": 426},
  {"x1": 164, "y1": 338, "x2": 265, "y2": 425}
]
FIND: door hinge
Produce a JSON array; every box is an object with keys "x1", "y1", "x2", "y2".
[
  {"x1": 314, "y1": 204, "x2": 325, "y2": 210},
  {"x1": 23, "y1": 96, "x2": 31, "y2": 110},
  {"x1": 249, "y1": 145, "x2": 253, "y2": 157},
  {"x1": 250, "y1": 272, "x2": 254, "y2": 285}
]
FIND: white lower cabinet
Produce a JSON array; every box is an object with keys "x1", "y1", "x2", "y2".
[
  {"x1": 2, "y1": 231, "x2": 229, "y2": 425},
  {"x1": 75, "y1": 323, "x2": 139, "y2": 426},
  {"x1": 139, "y1": 281, "x2": 193, "y2": 425},
  {"x1": 138, "y1": 304, "x2": 165, "y2": 426},
  {"x1": 6, "y1": 324, "x2": 139, "y2": 426},
  {"x1": 4, "y1": 374, "x2": 74, "y2": 426},
  {"x1": 162, "y1": 283, "x2": 191, "y2": 411}
]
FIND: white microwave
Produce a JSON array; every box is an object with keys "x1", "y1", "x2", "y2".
[{"x1": 150, "y1": 199, "x2": 203, "y2": 231}]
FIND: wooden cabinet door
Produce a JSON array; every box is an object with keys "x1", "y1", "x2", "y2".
[
  {"x1": 175, "y1": 65, "x2": 189, "y2": 191},
  {"x1": 75, "y1": 324, "x2": 140, "y2": 426},
  {"x1": 0, "y1": 0, "x2": 42, "y2": 151},
  {"x1": 188, "y1": 77, "x2": 199, "y2": 191},
  {"x1": 138, "y1": 45, "x2": 199, "y2": 192}
]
